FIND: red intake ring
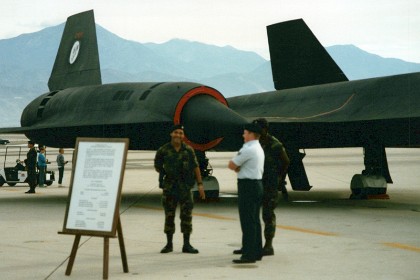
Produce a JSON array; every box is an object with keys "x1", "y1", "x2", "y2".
[{"x1": 174, "y1": 86, "x2": 228, "y2": 151}]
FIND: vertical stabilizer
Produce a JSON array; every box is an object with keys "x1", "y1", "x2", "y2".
[
  {"x1": 48, "y1": 10, "x2": 101, "y2": 91},
  {"x1": 267, "y1": 19, "x2": 347, "y2": 90}
]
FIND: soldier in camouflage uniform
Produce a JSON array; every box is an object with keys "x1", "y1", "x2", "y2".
[
  {"x1": 154, "y1": 124, "x2": 206, "y2": 254},
  {"x1": 254, "y1": 118, "x2": 290, "y2": 256}
]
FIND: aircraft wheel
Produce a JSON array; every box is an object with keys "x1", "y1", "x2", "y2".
[
  {"x1": 7, "y1": 183, "x2": 16, "y2": 186},
  {"x1": 46, "y1": 181, "x2": 53, "y2": 186},
  {"x1": 0, "y1": 177, "x2": 5, "y2": 186}
]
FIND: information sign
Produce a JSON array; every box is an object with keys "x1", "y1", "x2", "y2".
[{"x1": 62, "y1": 138, "x2": 129, "y2": 236}]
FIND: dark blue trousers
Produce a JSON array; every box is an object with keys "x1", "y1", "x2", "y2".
[
  {"x1": 237, "y1": 179, "x2": 263, "y2": 260},
  {"x1": 58, "y1": 167, "x2": 64, "y2": 184}
]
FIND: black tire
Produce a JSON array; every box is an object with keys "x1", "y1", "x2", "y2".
[
  {"x1": 7, "y1": 183, "x2": 16, "y2": 186},
  {"x1": 46, "y1": 181, "x2": 53, "y2": 186},
  {"x1": 0, "y1": 176, "x2": 5, "y2": 186}
]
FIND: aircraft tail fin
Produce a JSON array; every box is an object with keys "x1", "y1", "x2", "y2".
[
  {"x1": 48, "y1": 10, "x2": 102, "y2": 91},
  {"x1": 267, "y1": 19, "x2": 348, "y2": 90}
]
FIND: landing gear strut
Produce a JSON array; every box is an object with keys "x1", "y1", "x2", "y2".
[
  {"x1": 192, "y1": 150, "x2": 219, "y2": 200},
  {"x1": 287, "y1": 148, "x2": 312, "y2": 191},
  {"x1": 350, "y1": 144, "x2": 392, "y2": 199}
]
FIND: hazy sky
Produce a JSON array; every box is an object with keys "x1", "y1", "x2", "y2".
[{"x1": 1, "y1": 0, "x2": 419, "y2": 62}]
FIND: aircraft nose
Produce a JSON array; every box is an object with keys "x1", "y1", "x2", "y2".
[{"x1": 181, "y1": 94, "x2": 248, "y2": 151}]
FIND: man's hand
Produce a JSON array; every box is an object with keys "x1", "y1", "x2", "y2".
[{"x1": 198, "y1": 183, "x2": 206, "y2": 200}]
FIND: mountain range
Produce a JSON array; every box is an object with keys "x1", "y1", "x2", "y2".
[{"x1": 1, "y1": 23, "x2": 420, "y2": 127}]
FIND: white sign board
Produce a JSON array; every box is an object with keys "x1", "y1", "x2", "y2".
[{"x1": 63, "y1": 138, "x2": 129, "y2": 236}]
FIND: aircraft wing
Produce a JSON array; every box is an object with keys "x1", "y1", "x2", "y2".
[{"x1": 228, "y1": 72, "x2": 420, "y2": 149}]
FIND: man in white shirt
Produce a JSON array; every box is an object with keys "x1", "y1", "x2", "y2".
[{"x1": 228, "y1": 121, "x2": 265, "y2": 264}]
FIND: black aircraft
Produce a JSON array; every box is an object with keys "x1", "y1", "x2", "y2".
[{"x1": 1, "y1": 10, "x2": 419, "y2": 196}]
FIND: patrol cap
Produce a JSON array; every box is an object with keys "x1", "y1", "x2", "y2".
[
  {"x1": 171, "y1": 124, "x2": 184, "y2": 132},
  {"x1": 244, "y1": 122, "x2": 262, "y2": 134},
  {"x1": 253, "y1": 118, "x2": 269, "y2": 129}
]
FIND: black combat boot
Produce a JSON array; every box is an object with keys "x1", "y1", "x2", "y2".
[
  {"x1": 182, "y1": 234, "x2": 199, "y2": 254},
  {"x1": 262, "y1": 238, "x2": 274, "y2": 256},
  {"x1": 160, "y1": 233, "x2": 173, "y2": 253}
]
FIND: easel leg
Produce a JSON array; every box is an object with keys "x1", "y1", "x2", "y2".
[
  {"x1": 117, "y1": 218, "x2": 129, "y2": 273},
  {"x1": 103, "y1": 237, "x2": 109, "y2": 280},
  {"x1": 66, "y1": 235, "x2": 81, "y2": 276}
]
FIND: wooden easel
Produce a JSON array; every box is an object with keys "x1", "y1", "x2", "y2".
[
  {"x1": 59, "y1": 138, "x2": 130, "y2": 279},
  {"x1": 60, "y1": 218, "x2": 128, "y2": 279}
]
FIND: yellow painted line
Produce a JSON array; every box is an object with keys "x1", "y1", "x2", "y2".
[
  {"x1": 134, "y1": 205, "x2": 235, "y2": 221},
  {"x1": 134, "y1": 205, "x2": 162, "y2": 211},
  {"x1": 277, "y1": 225, "x2": 338, "y2": 236},
  {"x1": 382, "y1": 242, "x2": 420, "y2": 253},
  {"x1": 135, "y1": 206, "x2": 339, "y2": 232},
  {"x1": 193, "y1": 212, "x2": 236, "y2": 221}
]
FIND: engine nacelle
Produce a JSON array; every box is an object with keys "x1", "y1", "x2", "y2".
[{"x1": 21, "y1": 82, "x2": 247, "y2": 150}]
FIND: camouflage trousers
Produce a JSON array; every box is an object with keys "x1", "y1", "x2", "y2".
[
  {"x1": 262, "y1": 177, "x2": 279, "y2": 240},
  {"x1": 161, "y1": 189, "x2": 194, "y2": 235}
]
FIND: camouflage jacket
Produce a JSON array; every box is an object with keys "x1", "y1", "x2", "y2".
[
  {"x1": 260, "y1": 134, "x2": 287, "y2": 178},
  {"x1": 154, "y1": 142, "x2": 198, "y2": 189}
]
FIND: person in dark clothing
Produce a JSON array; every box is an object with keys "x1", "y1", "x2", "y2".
[
  {"x1": 24, "y1": 141, "x2": 37, "y2": 194},
  {"x1": 254, "y1": 118, "x2": 290, "y2": 256}
]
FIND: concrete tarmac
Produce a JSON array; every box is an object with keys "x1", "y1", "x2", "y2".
[{"x1": 0, "y1": 136, "x2": 419, "y2": 280}]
